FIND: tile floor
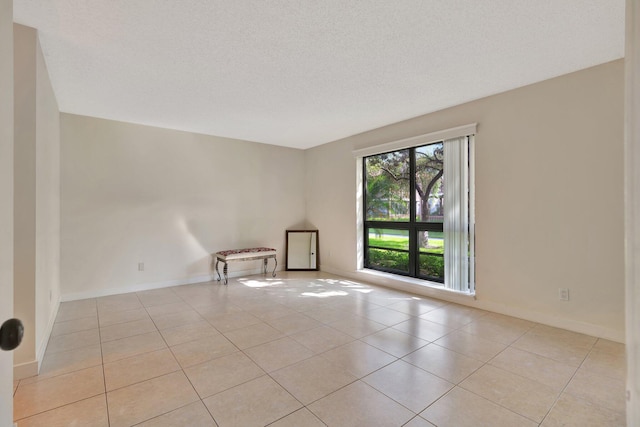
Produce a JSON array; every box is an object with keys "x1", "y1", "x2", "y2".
[{"x1": 13, "y1": 272, "x2": 627, "y2": 426}]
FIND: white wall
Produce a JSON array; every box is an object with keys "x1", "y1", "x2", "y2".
[
  {"x1": 34, "y1": 35, "x2": 60, "y2": 365},
  {"x1": 13, "y1": 23, "x2": 61, "y2": 378},
  {"x1": 625, "y1": 0, "x2": 640, "y2": 421},
  {"x1": 306, "y1": 60, "x2": 625, "y2": 341},
  {"x1": 0, "y1": 0, "x2": 14, "y2": 422},
  {"x1": 60, "y1": 114, "x2": 306, "y2": 299}
]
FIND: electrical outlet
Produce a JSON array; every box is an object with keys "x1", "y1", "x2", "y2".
[
  {"x1": 138, "y1": 262, "x2": 144, "y2": 271},
  {"x1": 559, "y1": 288, "x2": 570, "y2": 301}
]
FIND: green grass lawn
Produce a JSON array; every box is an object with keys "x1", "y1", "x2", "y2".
[
  {"x1": 368, "y1": 247, "x2": 444, "y2": 279},
  {"x1": 368, "y1": 233, "x2": 444, "y2": 255}
]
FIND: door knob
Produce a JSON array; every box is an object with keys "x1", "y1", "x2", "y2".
[{"x1": 0, "y1": 318, "x2": 24, "y2": 351}]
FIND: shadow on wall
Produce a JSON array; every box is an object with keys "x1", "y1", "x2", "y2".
[
  {"x1": 287, "y1": 221, "x2": 309, "y2": 230},
  {"x1": 182, "y1": 215, "x2": 275, "y2": 279},
  {"x1": 177, "y1": 211, "x2": 314, "y2": 280},
  {"x1": 176, "y1": 215, "x2": 215, "y2": 278}
]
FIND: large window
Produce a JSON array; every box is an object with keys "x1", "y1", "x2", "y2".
[{"x1": 363, "y1": 135, "x2": 474, "y2": 292}]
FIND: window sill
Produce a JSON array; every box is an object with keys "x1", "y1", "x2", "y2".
[{"x1": 355, "y1": 268, "x2": 476, "y2": 302}]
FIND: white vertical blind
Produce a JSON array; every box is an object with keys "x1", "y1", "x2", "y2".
[
  {"x1": 468, "y1": 135, "x2": 476, "y2": 293},
  {"x1": 444, "y1": 136, "x2": 471, "y2": 292}
]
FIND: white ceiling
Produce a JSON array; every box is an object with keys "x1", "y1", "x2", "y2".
[{"x1": 14, "y1": 1, "x2": 625, "y2": 149}]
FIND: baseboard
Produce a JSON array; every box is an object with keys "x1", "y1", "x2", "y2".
[
  {"x1": 61, "y1": 267, "x2": 279, "y2": 302},
  {"x1": 14, "y1": 359, "x2": 38, "y2": 380},
  {"x1": 61, "y1": 274, "x2": 216, "y2": 302},
  {"x1": 36, "y1": 295, "x2": 60, "y2": 368},
  {"x1": 321, "y1": 265, "x2": 478, "y2": 305},
  {"x1": 13, "y1": 296, "x2": 61, "y2": 381},
  {"x1": 352, "y1": 267, "x2": 477, "y2": 304},
  {"x1": 320, "y1": 265, "x2": 625, "y2": 343},
  {"x1": 471, "y1": 299, "x2": 625, "y2": 343}
]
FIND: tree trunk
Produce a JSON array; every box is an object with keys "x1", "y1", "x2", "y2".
[
  {"x1": 418, "y1": 169, "x2": 443, "y2": 249},
  {"x1": 419, "y1": 197, "x2": 430, "y2": 248}
]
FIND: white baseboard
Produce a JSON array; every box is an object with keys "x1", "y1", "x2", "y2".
[
  {"x1": 61, "y1": 267, "x2": 280, "y2": 302},
  {"x1": 61, "y1": 274, "x2": 216, "y2": 302},
  {"x1": 351, "y1": 267, "x2": 477, "y2": 304},
  {"x1": 13, "y1": 359, "x2": 38, "y2": 381},
  {"x1": 320, "y1": 265, "x2": 625, "y2": 343},
  {"x1": 470, "y1": 299, "x2": 625, "y2": 343},
  {"x1": 13, "y1": 296, "x2": 61, "y2": 380},
  {"x1": 36, "y1": 295, "x2": 60, "y2": 367}
]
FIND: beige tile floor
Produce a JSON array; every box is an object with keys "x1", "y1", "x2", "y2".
[{"x1": 13, "y1": 272, "x2": 627, "y2": 426}]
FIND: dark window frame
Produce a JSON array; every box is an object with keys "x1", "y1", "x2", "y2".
[{"x1": 363, "y1": 143, "x2": 444, "y2": 283}]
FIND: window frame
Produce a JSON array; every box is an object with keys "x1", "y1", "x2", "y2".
[
  {"x1": 363, "y1": 144, "x2": 445, "y2": 283},
  {"x1": 354, "y1": 123, "x2": 476, "y2": 293}
]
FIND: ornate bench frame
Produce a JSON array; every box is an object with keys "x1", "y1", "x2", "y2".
[{"x1": 214, "y1": 247, "x2": 277, "y2": 285}]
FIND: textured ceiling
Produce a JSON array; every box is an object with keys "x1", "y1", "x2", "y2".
[{"x1": 14, "y1": 1, "x2": 625, "y2": 149}]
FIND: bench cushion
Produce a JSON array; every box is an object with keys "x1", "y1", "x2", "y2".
[{"x1": 216, "y1": 247, "x2": 276, "y2": 260}]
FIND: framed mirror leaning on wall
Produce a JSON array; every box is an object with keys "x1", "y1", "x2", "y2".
[{"x1": 286, "y1": 230, "x2": 319, "y2": 270}]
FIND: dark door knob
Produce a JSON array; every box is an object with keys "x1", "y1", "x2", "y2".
[{"x1": 0, "y1": 318, "x2": 24, "y2": 351}]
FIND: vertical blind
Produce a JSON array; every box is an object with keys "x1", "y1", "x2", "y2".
[{"x1": 443, "y1": 135, "x2": 474, "y2": 292}]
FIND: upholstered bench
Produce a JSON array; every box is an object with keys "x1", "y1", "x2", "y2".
[{"x1": 214, "y1": 247, "x2": 277, "y2": 285}]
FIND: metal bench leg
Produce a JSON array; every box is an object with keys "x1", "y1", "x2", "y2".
[
  {"x1": 263, "y1": 258, "x2": 268, "y2": 275},
  {"x1": 272, "y1": 257, "x2": 277, "y2": 277},
  {"x1": 223, "y1": 262, "x2": 228, "y2": 285},
  {"x1": 215, "y1": 259, "x2": 221, "y2": 282}
]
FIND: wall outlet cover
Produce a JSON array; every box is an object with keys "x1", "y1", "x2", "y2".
[{"x1": 559, "y1": 288, "x2": 570, "y2": 301}]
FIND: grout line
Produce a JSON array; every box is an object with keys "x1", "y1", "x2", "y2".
[
  {"x1": 537, "y1": 337, "x2": 599, "y2": 425},
  {"x1": 95, "y1": 298, "x2": 111, "y2": 427},
  {"x1": 155, "y1": 298, "x2": 220, "y2": 426},
  {"x1": 13, "y1": 394, "x2": 107, "y2": 425},
  {"x1": 28, "y1": 275, "x2": 621, "y2": 426}
]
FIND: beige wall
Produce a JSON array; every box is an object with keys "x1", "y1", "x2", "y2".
[
  {"x1": 625, "y1": 0, "x2": 640, "y2": 420},
  {"x1": 0, "y1": 0, "x2": 14, "y2": 421},
  {"x1": 60, "y1": 114, "x2": 306, "y2": 298},
  {"x1": 13, "y1": 24, "x2": 61, "y2": 377},
  {"x1": 35, "y1": 35, "x2": 61, "y2": 363},
  {"x1": 306, "y1": 60, "x2": 625, "y2": 341}
]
